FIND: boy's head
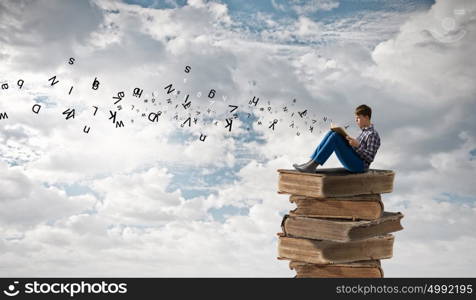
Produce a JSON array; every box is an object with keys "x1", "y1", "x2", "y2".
[{"x1": 355, "y1": 104, "x2": 372, "y2": 129}]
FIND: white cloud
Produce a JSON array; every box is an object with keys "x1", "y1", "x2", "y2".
[
  {"x1": 371, "y1": 0, "x2": 476, "y2": 103},
  {"x1": 0, "y1": 158, "x2": 295, "y2": 277},
  {"x1": 0, "y1": 161, "x2": 96, "y2": 230},
  {"x1": 91, "y1": 166, "x2": 211, "y2": 225},
  {"x1": 0, "y1": 0, "x2": 104, "y2": 72}
]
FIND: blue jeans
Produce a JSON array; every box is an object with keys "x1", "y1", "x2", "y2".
[{"x1": 310, "y1": 130, "x2": 366, "y2": 173}]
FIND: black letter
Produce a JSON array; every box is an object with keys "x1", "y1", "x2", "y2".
[
  {"x1": 249, "y1": 96, "x2": 259, "y2": 106},
  {"x1": 228, "y1": 105, "x2": 238, "y2": 113},
  {"x1": 164, "y1": 84, "x2": 175, "y2": 95},
  {"x1": 32, "y1": 104, "x2": 41, "y2": 114},
  {"x1": 225, "y1": 118, "x2": 233, "y2": 132},
  {"x1": 62, "y1": 108, "x2": 75, "y2": 120},
  {"x1": 132, "y1": 88, "x2": 143, "y2": 98},
  {"x1": 109, "y1": 110, "x2": 117, "y2": 123},
  {"x1": 112, "y1": 92, "x2": 124, "y2": 104},
  {"x1": 148, "y1": 112, "x2": 159, "y2": 122},
  {"x1": 92, "y1": 77, "x2": 100, "y2": 90},
  {"x1": 48, "y1": 76, "x2": 59, "y2": 86},
  {"x1": 181, "y1": 117, "x2": 191, "y2": 127},
  {"x1": 269, "y1": 119, "x2": 278, "y2": 131},
  {"x1": 208, "y1": 89, "x2": 216, "y2": 99},
  {"x1": 182, "y1": 94, "x2": 191, "y2": 109}
]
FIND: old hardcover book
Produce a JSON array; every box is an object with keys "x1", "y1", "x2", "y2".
[
  {"x1": 277, "y1": 233, "x2": 394, "y2": 264},
  {"x1": 289, "y1": 260, "x2": 383, "y2": 278},
  {"x1": 289, "y1": 194, "x2": 383, "y2": 220},
  {"x1": 330, "y1": 124, "x2": 350, "y2": 138},
  {"x1": 281, "y1": 211, "x2": 403, "y2": 242},
  {"x1": 278, "y1": 168, "x2": 395, "y2": 198}
]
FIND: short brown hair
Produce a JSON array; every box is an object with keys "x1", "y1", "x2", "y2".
[{"x1": 355, "y1": 104, "x2": 372, "y2": 119}]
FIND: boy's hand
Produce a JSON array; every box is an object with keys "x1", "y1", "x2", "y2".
[{"x1": 346, "y1": 136, "x2": 360, "y2": 147}]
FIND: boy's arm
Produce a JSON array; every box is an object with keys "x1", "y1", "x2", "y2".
[{"x1": 353, "y1": 133, "x2": 381, "y2": 163}]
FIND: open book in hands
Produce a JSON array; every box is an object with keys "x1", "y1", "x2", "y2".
[{"x1": 330, "y1": 123, "x2": 350, "y2": 139}]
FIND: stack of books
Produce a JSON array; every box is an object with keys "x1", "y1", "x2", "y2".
[{"x1": 276, "y1": 168, "x2": 403, "y2": 278}]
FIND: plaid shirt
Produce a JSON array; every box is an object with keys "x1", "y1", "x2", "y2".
[{"x1": 352, "y1": 124, "x2": 380, "y2": 170}]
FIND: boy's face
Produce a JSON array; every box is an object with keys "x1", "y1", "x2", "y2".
[{"x1": 355, "y1": 114, "x2": 370, "y2": 129}]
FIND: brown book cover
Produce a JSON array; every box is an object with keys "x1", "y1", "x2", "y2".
[
  {"x1": 330, "y1": 125, "x2": 350, "y2": 138},
  {"x1": 281, "y1": 211, "x2": 404, "y2": 242},
  {"x1": 277, "y1": 233, "x2": 394, "y2": 264},
  {"x1": 289, "y1": 194, "x2": 384, "y2": 220},
  {"x1": 289, "y1": 260, "x2": 383, "y2": 278},
  {"x1": 278, "y1": 168, "x2": 395, "y2": 198}
]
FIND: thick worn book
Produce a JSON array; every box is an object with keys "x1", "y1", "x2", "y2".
[
  {"x1": 277, "y1": 233, "x2": 394, "y2": 264},
  {"x1": 277, "y1": 168, "x2": 395, "y2": 198},
  {"x1": 289, "y1": 260, "x2": 383, "y2": 278},
  {"x1": 330, "y1": 124, "x2": 350, "y2": 138},
  {"x1": 281, "y1": 211, "x2": 404, "y2": 242},
  {"x1": 289, "y1": 194, "x2": 384, "y2": 220}
]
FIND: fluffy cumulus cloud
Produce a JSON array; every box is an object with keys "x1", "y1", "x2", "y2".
[{"x1": 0, "y1": 0, "x2": 475, "y2": 277}]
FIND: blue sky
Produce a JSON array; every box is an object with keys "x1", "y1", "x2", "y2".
[
  {"x1": 124, "y1": 0, "x2": 435, "y2": 17},
  {"x1": 123, "y1": 0, "x2": 436, "y2": 48}
]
